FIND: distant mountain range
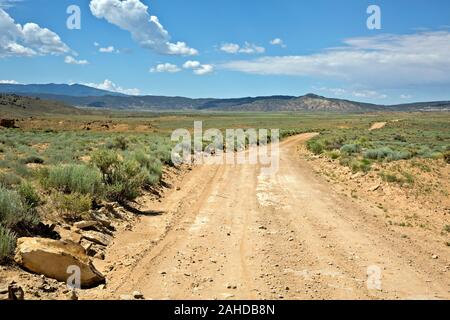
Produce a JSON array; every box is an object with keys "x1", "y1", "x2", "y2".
[
  {"x1": 0, "y1": 83, "x2": 125, "y2": 98},
  {"x1": 1, "y1": 83, "x2": 449, "y2": 112}
]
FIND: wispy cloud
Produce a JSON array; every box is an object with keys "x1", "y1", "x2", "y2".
[
  {"x1": 99, "y1": 45, "x2": 115, "y2": 53},
  {"x1": 150, "y1": 63, "x2": 181, "y2": 73},
  {"x1": 222, "y1": 31, "x2": 450, "y2": 89},
  {"x1": 314, "y1": 86, "x2": 388, "y2": 99},
  {"x1": 219, "y1": 42, "x2": 265, "y2": 54},
  {"x1": 64, "y1": 55, "x2": 89, "y2": 65},
  {"x1": 89, "y1": 0, "x2": 198, "y2": 56}
]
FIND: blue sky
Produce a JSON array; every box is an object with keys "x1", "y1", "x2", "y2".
[{"x1": 0, "y1": 0, "x2": 449, "y2": 104}]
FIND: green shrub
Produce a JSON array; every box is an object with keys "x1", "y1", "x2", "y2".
[
  {"x1": 327, "y1": 150, "x2": 340, "y2": 160},
  {"x1": 105, "y1": 159, "x2": 147, "y2": 202},
  {"x1": 11, "y1": 162, "x2": 30, "y2": 177},
  {"x1": 90, "y1": 149, "x2": 120, "y2": 184},
  {"x1": 364, "y1": 147, "x2": 411, "y2": 161},
  {"x1": 133, "y1": 149, "x2": 163, "y2": 186},
  {"x1": 17, "y1": 181, "x2": 40, "y2": 208},
  {"x1": 350, "y1": 159, "x2": 372, "y2": 173},
  {"x1": 0, "y1": 224, "x2": 16, "y2": 262},
  {"x1": 307, "y1": 140, "x2": 324, "y2": 155},
  {"x1": 379, "y1": 171, "x2": 406, "y2": 184},
  {"x1": 0, "y1": 172, "x2": 22, "y2": 187},
  {"x1": 340, "y1": 144, "x2": 360, "y2": 155},
  {"x1": 386, "y1": 151, "x2": 412, "y2": 161},
  {"x1": 52, "y1": 192, "x2": 92, "y2": 221},
  {"x1": 106, "y1": 136, "x2": 129, "y2": 150},
  {"x1": 45, "y1": 164, "x2": 103, "y2": 195},
  {"x1": 0, "y1": 186, "x2": 38, "y2": 227},
  {"x1": 91, "y1": 149, "x2": 147, "y2": 202},
  {"x1": 364, "y1": 147, "x2": 394, "y2": 160}
]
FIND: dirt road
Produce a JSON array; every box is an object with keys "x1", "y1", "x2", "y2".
[{"x1": 88, "y1": 134, "x2": 449, "y2": 300}]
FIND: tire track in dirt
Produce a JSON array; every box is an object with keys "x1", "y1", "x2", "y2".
[{"x1": 86, "y1": 134, "x2": 449, "y2": 300}]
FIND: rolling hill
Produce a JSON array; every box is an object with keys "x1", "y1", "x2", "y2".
[
  {"x1": 0, "y1": 94, "x2": 87, "y2": 117},
  {"x1": 1, "y1": 83, "x2": 449, "y2": 112}
]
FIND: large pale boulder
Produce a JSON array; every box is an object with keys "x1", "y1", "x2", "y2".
[{"x1": 14, "y1": 237, "x2": 105, "y2": 288}]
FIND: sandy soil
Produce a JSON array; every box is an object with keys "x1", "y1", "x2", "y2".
[
  {"x1": 82, "y1": 134, "x2": 449, "y2": 300},
  {"x1": 369, "y1": 122, "x2": 387, "y2": 131}
]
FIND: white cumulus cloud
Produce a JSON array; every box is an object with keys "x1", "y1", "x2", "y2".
[
  {"x1": 183, "y1": 60, "x2": 214, "y2": 75},
  {"x1": 270, "y1": 38, "x2": 286, "y2": 47},
  {"x1": 99, "y1": 45, "x2": 115, "y2": 53},
  {"x1": 0, "y1": 8, "x2": 70, "y2": 58},
  {"x1": 220, "y1": 43, "x2": 240, "y2": 54},
  {"x1": 150, "y1": 63, "x2": 181, "y2": 73},
  {"x1": 222, "y1": 31, "x2": 450, "y2": 88},
  {"x1": 89, "y1": 0, "x2": 198, "y2": 56},
  {"x1": 64, "y1": 55, "x2": 89, "y2": 65},
  {"x1": 219, "y1": 42, "x2": 265, "y2": 54},
  {"x1": 83, "y1": 79, "x2": 140, "y2": 95}
]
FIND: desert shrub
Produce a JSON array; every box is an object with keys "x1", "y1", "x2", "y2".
[
  {"x1": 339, "y1": 156, "x2": 351, "y2": 167},
  {"x1": 0, "y1": 186, "x2": 38, "y2": 227},
  {"x1": 379, "y1": 171, "x2": 406, "y2": 184},
  {"x1": 327, "y1": 150, "x2": 340, "y2": 160},
  {"x1": 91, "y1": 149, "x2": 147, "y2": 202},
  {"x1": 307, "y1": 140, "x2": 324, "y2": 155},
  {"x1": 350, "y1": 159, "x2": 372, "y2": 173},
  {"x1": 151, "y1": 143, "x2": 173, "y2": 166},
  {"x1": 17, "y1": 181, "x2": 40, "y2": 208},
  {"x1": 104, "y1": 159, "x2": 147, "y2": 202},
  {"x1": 401, "y1": 171, "x2": 415, "y2": 184},
  {"x1": 133, "y1": 149, "x2": 163, "y2": 186},
  {"x1": 363, "y1": 147, "x2": 410, "y2": 161},
  {"x1": 20, "y1": 155, "x2": 45, "y2": 164},
  {"x1": 44, "y1": 164, "x2": 103, "y2": 195},
  {"x1": 52, "y1": 192, "x2": 92, "y2": 221},
  {"x1": 106, "y1": 136, "x2": 129, "y2": 150},
  {"x1": 90, "y1": 149, "x2": 120, "y2": 183},
  {"x1": 394, "y1": 134, "x2": 407, "y2": 142},
  {"x1": 364, "y1": 147, "x2": 394, "y2": 160},
  {"x1": 386, "y1": 151, "x2": 412, "y2": 161},
  {"x1": 0, "y1": 172, "x2": 22, "y2": 187},
  {"x1": 11, "y1": 162, "x2": 31, "y2": 177},
  {"x1": 444, "y1": 225, "x2": 450, "y2": 233},
  {"x1": 323, "y1": 138, "x2": 344, "y2": 151},
  {"x1": 340, "y1": 144, "x2": 360, "y2": 155},
  {"x1": 0, "y1": 224, "x2": 16, "y2": 262}
]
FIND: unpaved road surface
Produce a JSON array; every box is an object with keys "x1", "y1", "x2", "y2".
[{"x1": 88, "y1": 134, "x2": 449, "y2": 300}]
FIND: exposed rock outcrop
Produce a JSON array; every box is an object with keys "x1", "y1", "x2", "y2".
[{"x1": 14, "y1": 237, "x2": 105, "y2": 288}]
